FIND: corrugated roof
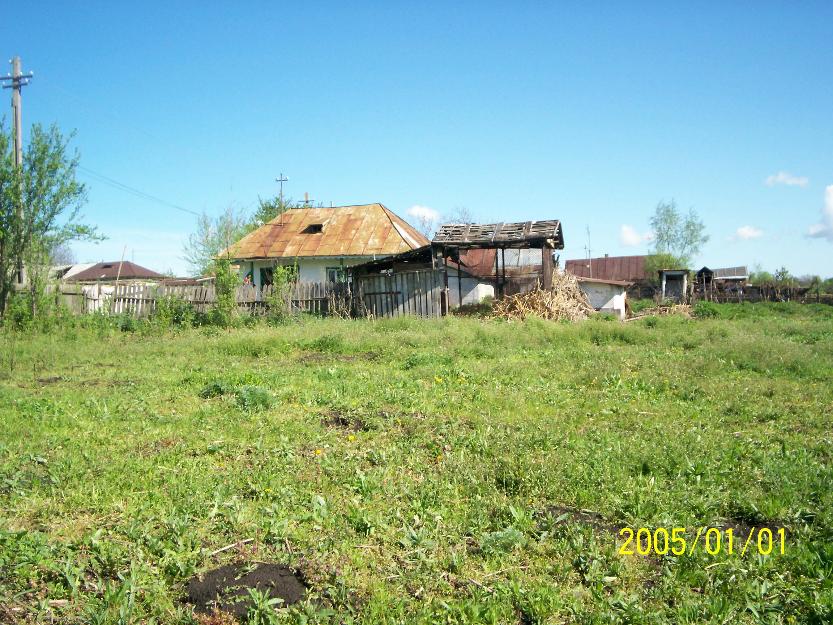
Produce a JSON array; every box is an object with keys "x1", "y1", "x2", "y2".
[
  {"x1": 457, "y1": 248, "x2": 545, "y2": 278},
  {"x1": 66, "y1": 261, "x2": 163, "y2": 282},
  {"x1": 576, "y1": 276, "x2": 634, "y2": 287},
  {"x1": 565, "y1": 255, "x2": 650, "y2": 282},
  {"x1": 224, "y1": 204, "x2": 429, "y2": 260},
  {"x1": 713, "y1": 266, "x2": 748, "y2": 279}
]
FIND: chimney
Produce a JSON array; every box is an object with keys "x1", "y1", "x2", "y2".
[{"x1": 604, "y1": 253, "x2": 609, "y2": 258}]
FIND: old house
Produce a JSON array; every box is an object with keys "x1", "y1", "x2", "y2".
[{"x1": 223, "y1": 204, "x2": 428, "y2": 288}]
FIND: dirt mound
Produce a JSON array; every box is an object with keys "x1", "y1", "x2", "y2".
[
  {"x1": 323, "y1": 409, "x2": 367, "y2": 432},
  {"x1": 491, "y1": 273, "x2": 594, "y2": 322},
  {"x1": 186, "y1": 562, "x2": 307, "y2": 618}
]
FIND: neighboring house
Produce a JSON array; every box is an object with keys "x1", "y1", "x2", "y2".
[
  {"x1": 64, "y1": 261, "x2": 164, "y2": 283},
  {"x1": 576, "y1": 276, "x2": 632, "y2": 319},
  {"x1": 223, "y1": 204, "x2": 429, "y2": 288}
]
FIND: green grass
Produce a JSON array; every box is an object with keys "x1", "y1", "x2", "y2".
[{"x1": 1, "y1": 304, "x2": 832, "y2": 624}]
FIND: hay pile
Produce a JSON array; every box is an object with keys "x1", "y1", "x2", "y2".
[{"x1": 491, "y1": 272, "x2": 594, "y2": 321}]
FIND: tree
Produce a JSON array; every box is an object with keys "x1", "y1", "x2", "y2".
[
  {"x1": 410, "y1": 213, "x2": 436, "y2": 238},
  {"x1": 182, "y1": 205, "x2": 251, "y2": 277},
  {"x1": 444, "y1": 206, "x2": 475, "y2": 224},
  {"x1": 0, "y1": 123, "x2": 97, "y2": 318},
  {"x1": 648, "y1": 200, "x2": 709, "y2": 268},
  {"x1": 210, "y1": 257, "x2": 239, "y2": 327},
  {"x1": 50, "y1": 242, "x2": 76, "y2": 265},
  {"x1": 643, "y1": 252, "x2": 682, "y2": 285},
  {"x1": 250, "y1": 195, "x2": 298, "y2": 228},
  {"x1": 773, "y1": 266, "x2": 796, "y2": 288}
]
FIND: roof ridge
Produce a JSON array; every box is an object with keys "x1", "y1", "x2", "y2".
[{"x1": 381, "y1": 204, "x2": 430, "y2": 249}]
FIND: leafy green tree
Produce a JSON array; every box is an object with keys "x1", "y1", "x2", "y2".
[
  {"x1": 182, "y1": 205, "x2": 250, "y2": 277},
  {"x1": 648, "y1": 200, "x2": 709, "y2": 268},
  {"x1": 773, "y1": 266, "x2": 796, "y2": 288},
  {"x1": 749, "y1": 268, "x2": 775, "y2": 286},
  {"x1": 0, "y1": 123, "x2": 98, "y2": 318},
  {"x1": 643, "y1": 252, "x2": 681, "y2": 285},
  {"x1": 210, "y1": 257, "x2": 239, "y2": 327},
  {"x1": 250, "y1": 195, "x2": 299, "y2": 228}
]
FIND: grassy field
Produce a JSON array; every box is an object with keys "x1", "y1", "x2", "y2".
[{"x1": 1, "y1": 303, "x2": 832, "y2": 624}]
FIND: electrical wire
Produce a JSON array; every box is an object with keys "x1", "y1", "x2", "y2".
[{"x1": 77, "y1": 165, "x2": 201, "y2": 217}]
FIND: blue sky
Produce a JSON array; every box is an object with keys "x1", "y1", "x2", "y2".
[{"x1": 8, "y1": 2, "x2": 833, "y2": 276}]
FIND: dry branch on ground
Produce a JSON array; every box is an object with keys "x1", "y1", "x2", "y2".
[{"x1": 490, "y1": 272, "x2": 594, "y2": 321}]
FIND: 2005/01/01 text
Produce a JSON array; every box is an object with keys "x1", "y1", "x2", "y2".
[{"x1": 618, "y1": 527, "x2": 786, "y2": 557}]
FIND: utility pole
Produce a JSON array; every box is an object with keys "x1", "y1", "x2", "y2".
[
  {"x1": 2, "y1": 56, "x2": 34, "y2": 167},
  {"x1": 275, "y1": 172, "x2": 288, "y2": 205},
  {"x1": 2, "y1": 56, "x2": 34, "y2": 285},
  {"x1": 584, "y1": 225, "x2": 592, "y2": 278}
]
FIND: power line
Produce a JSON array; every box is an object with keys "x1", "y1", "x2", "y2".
[{"x1": 77, "y1": 165, "x2": 201, "y2": 217}]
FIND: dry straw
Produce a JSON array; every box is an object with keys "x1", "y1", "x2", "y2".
[{"x1": 491, "y1": 271, "x2": 594, "y2": 321}]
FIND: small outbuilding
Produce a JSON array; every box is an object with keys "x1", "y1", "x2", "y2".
[
  {"x1": 576, "y1": 276, "x2": 632, "y2": 319},
  {"x1": 659, "y1": 269, "x2": 688, "y2": 302}
]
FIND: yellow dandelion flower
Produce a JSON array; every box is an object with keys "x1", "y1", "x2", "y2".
[
  {"x1": 434, "y1": 376, "x2": 444, "y2": 383},
  {"x1": 348, "y1": 434, "x2": 356, "y2": 442},
  {"x1": 314, "y1": 448, "x2": 323, "y2": 455}
]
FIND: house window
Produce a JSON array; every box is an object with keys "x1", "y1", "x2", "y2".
[
  {"x1": 326, "y1": 267, "x2": 346, "y2": 283},
  {"x1": 259, "y1": 265, "x2": 298, "y2": 287}
]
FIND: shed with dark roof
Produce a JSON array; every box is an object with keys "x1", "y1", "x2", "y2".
[{"x1": 64, "y1": 261, "x2": 163, "y2": 283}]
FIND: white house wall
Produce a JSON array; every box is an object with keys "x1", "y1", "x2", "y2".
[{"x1": 239, "y1": 257, "x2": 376, "y2": 288}]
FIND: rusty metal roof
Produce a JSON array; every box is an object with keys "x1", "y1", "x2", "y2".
[
  {"x1": 432, "y1": 220, "x2": 564, "y2": 249},
  {"x1": 565, "y1": 255, "x2": 650, "y2": 282},
  {"x1": 65, "y1": 261, "x2": 163, "y2": 282},
  {"x1": 224, "y1": 204, "x2": 429, "y2": 260},
  {"x1": 576, "y1": 276, "x2": 634, "y2": 287},
  {"x1": 457, "y1": 248, "x2": 544, "y2": 278}
]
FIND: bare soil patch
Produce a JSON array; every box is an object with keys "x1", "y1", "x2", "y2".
[
  {"x1": 322, "y1": 409, "x2": 367, "y2": 432},
  {"x1": 185, "y1": 562, "x2": 307, "y2": 618}
]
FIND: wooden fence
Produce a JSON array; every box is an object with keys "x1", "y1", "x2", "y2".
[
  {"x1": 53, "y1": 281, "x2": 346, "y2": 317},
  {"x1": 353, "y1": 269, "x2": 445, "y2": 318}
]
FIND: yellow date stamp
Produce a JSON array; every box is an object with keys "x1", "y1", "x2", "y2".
[{"x1": 618, "y1": 527, "x2": 786, "y2": 557}]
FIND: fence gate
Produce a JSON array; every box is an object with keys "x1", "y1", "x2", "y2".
[{"x1": 354, "y1": 269, "x2": 445, "y2": 318}]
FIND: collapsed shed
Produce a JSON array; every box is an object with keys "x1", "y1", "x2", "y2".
[{"x1": 349, "y1": 220, "x2": 565, "y2": 317}]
